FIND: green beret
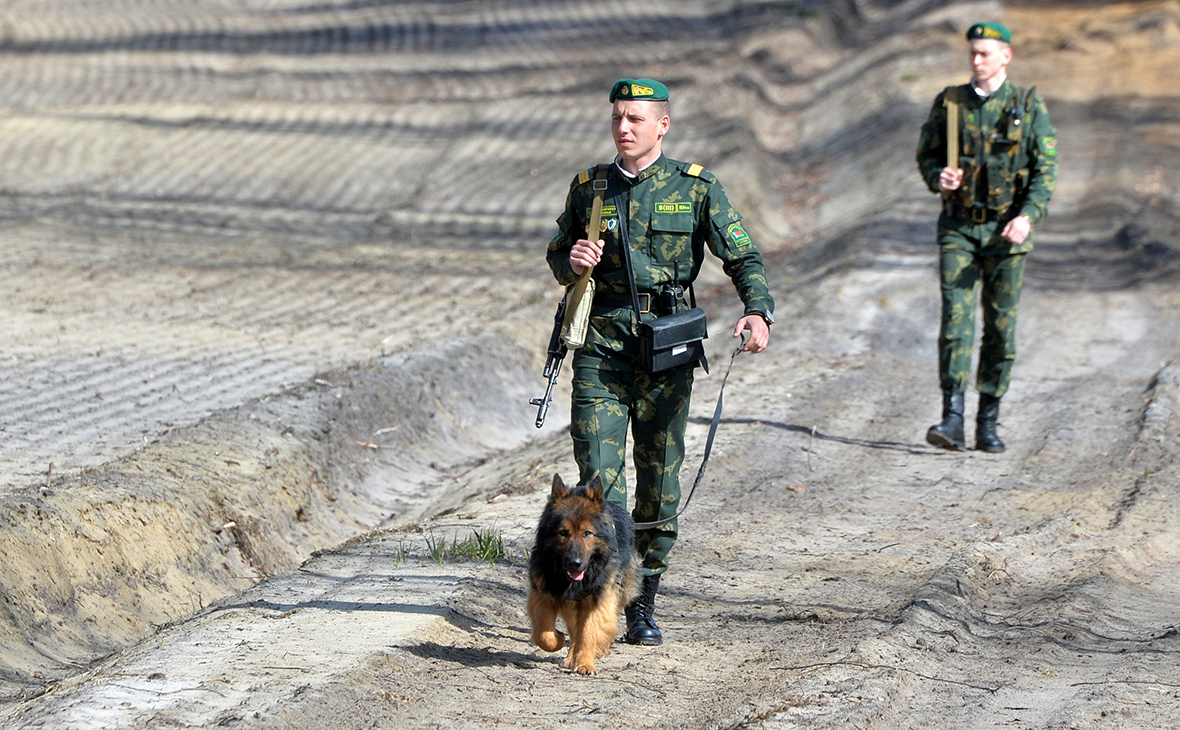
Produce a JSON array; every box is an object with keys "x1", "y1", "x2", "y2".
[
  {"x1": 609, "y1": 78, "x2": 669, "y2": 103},
  {"x1": 966, "y1": 22, "x2": 1011, "y2": 43}
]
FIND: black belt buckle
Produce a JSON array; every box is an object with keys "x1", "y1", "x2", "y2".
[
  {"x1": 636, "y1": 293, "x2": 652, "y2": 314},
  {"x1": 970, "y1": 205, "x2": 987, "y2": 224}
]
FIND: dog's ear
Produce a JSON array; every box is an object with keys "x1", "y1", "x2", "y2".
[
  {"x1": 550, "y1": 473, "x2": 571, "y2": 499},
  {"x1": 585, "y1": 474, "x2": 605, "y2": 502}
]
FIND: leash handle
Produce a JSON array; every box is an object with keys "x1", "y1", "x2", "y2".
[
  {"x1": 633, "y1": 334, "x2": 746, "y2": 531},
  {"x1": 735, "y1": 329, "x2": 750, "y2": 356}
]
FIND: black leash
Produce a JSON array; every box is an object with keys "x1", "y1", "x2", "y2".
[{"x1": 633, "y1": 331, "x2": 748, "y2": 530}]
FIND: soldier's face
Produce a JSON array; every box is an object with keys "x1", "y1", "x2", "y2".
[
  {"x1": 969, "y1": 39, "x2": 1012, "y2": 84},
  {"x1": 611, "y1": 100, "x2": 669, "y2": 166}
]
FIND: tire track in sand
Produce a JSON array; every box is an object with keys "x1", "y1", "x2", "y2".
[{"x1": 0, "y1": 0, "x2": 804, "y2": 486}]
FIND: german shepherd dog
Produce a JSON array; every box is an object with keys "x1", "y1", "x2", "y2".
[{"x1": 527, "y1": 474, "x2": 639, "y2": 675}]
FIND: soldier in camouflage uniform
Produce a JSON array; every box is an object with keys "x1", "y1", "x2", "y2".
[
  {"x1": 916, "y1": 22, "x2": 1058, "y2": 453},
  {"x1": 547, "y1": 78, "x2": 775, "y2": 645}
]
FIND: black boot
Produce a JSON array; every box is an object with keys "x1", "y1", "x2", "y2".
[
  {"x1": 624, "y1": 574, "x2": 662, "y2": 646},
  {"x1": 926, "y1": 389, "x2": 965, "y2": 450},
  {"x1": 975, "y1": 393, "x2": 1005, "y2": 452}
]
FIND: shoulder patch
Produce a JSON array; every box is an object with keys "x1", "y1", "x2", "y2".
[
  {"x1": 726, "y1": 221, "x2": 751, "y2": 249},
  {"x1": 1040, "y1": 136, "x2": 1057, "y2": 157}
]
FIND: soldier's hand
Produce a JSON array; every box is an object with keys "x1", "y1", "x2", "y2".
[
  {"x1": 938, "y1": 167, "x2": 964, "y2": 192},
  {"x1": 733, "y1": 315, "x2": 770, "y2": 354},
  {"x1": 570, "y1": 238, "x2": 604, "y2": 275},
  {"x1": 1001, "y1": 215, "x2": 1032, "y2": 245}
]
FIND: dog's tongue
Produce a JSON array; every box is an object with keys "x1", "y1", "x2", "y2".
[{"x1": 568, "y1": 569, "x2": 585, "y2": 582}]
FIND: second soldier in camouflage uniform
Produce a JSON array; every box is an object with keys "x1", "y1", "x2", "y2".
[
  {"x1": 916, "y1": 22, "x2": 1058, "y2": 452},
  {"x1": 547, "y1": 78, "x2": 774, "y2": 645}
]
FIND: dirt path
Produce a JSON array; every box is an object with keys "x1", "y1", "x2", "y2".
[
  {"x1": 7, "y1": 239, "x2": 1178, "y2": 729},
  {"x1": 0, "y1": 0, "x2": 1179, "y2": 727}
]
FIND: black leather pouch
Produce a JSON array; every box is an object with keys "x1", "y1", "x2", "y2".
[{"x1": 638, "y1": 307, "x2": 708, "y2": 373}]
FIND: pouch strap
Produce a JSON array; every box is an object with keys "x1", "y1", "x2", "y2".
[
  {"x1": 612, "y1": 171, "x2": 699, "y2": 317},
  {"x1": 610, "y1": 171, "x2": 644, "y2": 316},
  {"x1": 612, "y1": 169, "x2": 708, "y2": 373}
]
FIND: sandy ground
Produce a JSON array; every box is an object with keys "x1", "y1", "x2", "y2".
[{"x1": 0, "y1": 0, "x2": 1179, "y2": 727}]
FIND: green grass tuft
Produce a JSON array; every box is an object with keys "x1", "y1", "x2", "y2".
[{"x1": 423, "y1": 528, "x2": 508, "y2": 565}]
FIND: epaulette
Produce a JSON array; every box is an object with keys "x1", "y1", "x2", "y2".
[
  {"x1": 681, "y1": 162, "x2": 714, "y2": 182},
  {"x1": 577, "y1": 164, "x2": 612, "y2": 186}
]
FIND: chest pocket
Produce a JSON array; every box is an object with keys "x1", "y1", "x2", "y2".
[
  {"x1": 649, "y1": 210, "x2": 695, "y2": 266},
  {"x1": 651, "y1": 212, "x2": 693, "y2": 233}
]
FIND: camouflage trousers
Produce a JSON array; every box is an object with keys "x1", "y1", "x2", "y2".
[
  {"x1": 937, "y1": 226, "x2": 1028, "y2": 398},
  {"x1": 569, "y1": 352, "x2": 694, "y2": 577}
]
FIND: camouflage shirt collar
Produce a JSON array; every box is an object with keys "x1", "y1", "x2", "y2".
[
  {"x1": 971, "y1": 74, "x2": 1009, "y2": 100},
  {"x1": 613, "y1": 153, "x2": 666, "y2": 183}
]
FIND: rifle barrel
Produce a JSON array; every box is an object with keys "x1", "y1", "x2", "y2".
[{"x1": 531, "y1": 298, "x2": 570, "y2": 427}]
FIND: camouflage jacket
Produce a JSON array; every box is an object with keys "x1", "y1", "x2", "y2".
[
  {"x1": 546, "y1": 155, "x2": 773, "y2": 358},
  {"x1": 916, "y1": 79, "x2": 1058, "y2": 228}
]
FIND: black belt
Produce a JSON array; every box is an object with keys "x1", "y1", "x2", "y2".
[
  {"x1": 593, "y1": 291, "x2": 655, "y2": 313},
  {"x1": 950, "y1": 204, "x2": 1009, "y2": 224}
]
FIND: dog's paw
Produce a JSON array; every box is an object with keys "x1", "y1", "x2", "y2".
[
  {"x1": 571, "y1": 662, "x2": 598, "y2": 676},
  {"x1": 562, "y1": 652, "x2": 597, "y2": 675},
  {"x1": 534, "y1": 630, "x2": 566, "y2": 653}
]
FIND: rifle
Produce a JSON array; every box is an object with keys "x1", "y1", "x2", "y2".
[
  {"x1": 529, "y1": 298, "x2": 568, "y2": 428},
  {"x1": 529, "y1": 165, "x2": 610, "y2": 428}
]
